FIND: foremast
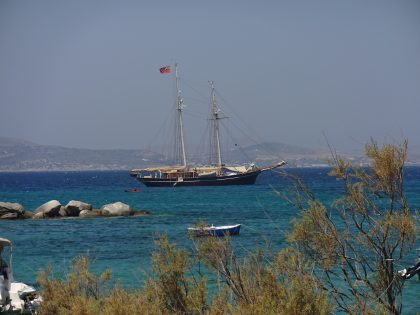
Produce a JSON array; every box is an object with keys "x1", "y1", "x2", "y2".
[
  {"x1": 209, "y1": 81, "x2": 225, "y2": 170},
  {"x1": 175, "y1": 63, "x2": 187, "y2": 168}
]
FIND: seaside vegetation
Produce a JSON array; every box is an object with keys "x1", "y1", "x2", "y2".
[{"x1": 36, "y1": 140, "x2": 417, "y2": 315}]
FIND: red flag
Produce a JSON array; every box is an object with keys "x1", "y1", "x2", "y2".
[{"x1": 159, "y1": 66, "x2": 171, "y2": 74}]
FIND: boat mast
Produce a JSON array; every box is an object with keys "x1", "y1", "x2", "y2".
[
  {"x1": 210, "y1": 81, "x2": 222, "y2": 168},
  {"x1": 175, "y1": 63, "x2": 187, "y2": 168}
]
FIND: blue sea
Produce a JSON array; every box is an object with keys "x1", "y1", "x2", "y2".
[{"x1": 0, "y1": 168, "x2": 419, "y2": 313}]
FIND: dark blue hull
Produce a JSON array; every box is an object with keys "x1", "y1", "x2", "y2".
[{"x1": 136, "y1": 170, "x2": 261, "y2": 187}]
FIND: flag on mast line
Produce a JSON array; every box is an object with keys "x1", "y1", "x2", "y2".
[{"x1": 159, "y1": 66, "x2": 171, "y2": 74}]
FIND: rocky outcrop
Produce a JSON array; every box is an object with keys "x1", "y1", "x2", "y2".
[
  {"x1": 79, "y1": 209, "x2": 102, "y2": 218},
  {"x1": 101, "y1": 202, "x2": 133, "y2": 217},
  {"x1": 32, "y1": 212, "x2": 45, "y2": 219},
  {"x1": 0, "y1": 202, "x2": 25, "y2": 218},
  {"x1": 65, "y1": 200, "x2": 92, "y2": 216},
  {"x1": 22, "y1": 211, "x2": 34, "y2": 219},
  {"x1": 58, "y1": 207, "x2": 67, "y2": 217},
  {"x1": 34, "y1": 200, "x2": 61, "y2": 217},
  {"x1": 0, "y1": 200, "x2": 149, "y2": 220},
  {"x1": 0, "y1": 213, "x2": 19, "y2": 220}
]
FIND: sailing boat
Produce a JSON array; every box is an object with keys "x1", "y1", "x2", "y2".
[{"x1": 130, "y1": 64, "x2": 286, "y2": 187}]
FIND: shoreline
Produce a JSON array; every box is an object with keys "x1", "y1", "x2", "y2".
[{"x1": 1, "y1": 164, "x2": 420, "y2": 173}]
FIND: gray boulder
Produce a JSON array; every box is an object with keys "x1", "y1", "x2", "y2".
[
  {"x1": 32, "y1": 212, "x2": 45, "y2": 219},
  {"x1": 0, "y1": 213, "x2": 18, "y2": 220},
  {"x1": 0, "y1": 202, "x2": 25, "y2": 216},
  {"x1": 34, "y1": 200, "x2": 61, "y2": 217},
  {"x1": 101, "y1": 202, "x2": 133, "y2": 217},
  {"x1": 58, "y1": 206, "x2": 67, "y2": 217},
  {"x1": 65, "y1": 200, "x2": 92, "y2": 217},
  {"x1": 22, "y1": 211, "x2": 34, "y2": 219},
  {"x1": 79, "y1": 209, "x2": 102, "y2": 218}
]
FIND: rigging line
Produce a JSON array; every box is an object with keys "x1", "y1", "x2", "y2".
[
  {"x1": 149, "y1": 97, "x2": 178, "y2": 162},
  {"x1": 215, "y1": 90, "x2": 285, "y2": 160},
  {"x1": 219, "y1": 120, "x2": 253, "y2": 164},
  {"x1": 228, "y1": 118, "x2": 286, "y2": 161},
  {"x1": 192, "y1": 123, "x2": 211, "y2": 164},
  {"x1": 141, "y1": 101, "x2": 176, "y2": 150},
  {"x1": 214, "y1": 89, "x2": 253, "y2": 125},
  {"x1": 195, "y1": 82, "x2": 282, "y2": 163},
  {"x1": 144, "y1": 104, "x2": 173, "y2": 154},
  {"x1": 217, "y1": 118, "x2": 230, "y2": 163},
  {"x1": 181, "y1": 102, "x2": 208, "y2": 117},
  {"x1": 183, "y1": 110, "x2": 207, "y2": 120},
  {"x1": 181, "y1": 79, "x2": 211, "y2": 113},
  {"x1": 182, "y1": 77, "x2": 211, "y2": 100},
  {"x1": 182, "y1": 92, "x2": 208, "y2": 102},
  {"x1": 182, "y1": 94, "x2": 208, "y2": 107},
  {"x1": 228, "y1": 117, "x2": 269, "y2": 148}
]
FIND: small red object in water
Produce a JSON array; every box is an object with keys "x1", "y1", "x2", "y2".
[{"x1": 125, "y1": 188, "x2": 141, "y2": 193}]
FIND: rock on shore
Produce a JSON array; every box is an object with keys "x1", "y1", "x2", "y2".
[
  {"x1": 0, "y1": 202, "x2": 26, "y2": 219},
  {"x1": 101, "y1": 202, "x2": 133, "y2": 217},
  {"x1": 65, "y1": 200, "x2": 92, "y2": 217},
  {"x1": 79, "y1": 209, "x2": 103, "y2": 218},
  {"x1": 34, "y1": 200, "x2": 61, "y2": 217},
  {"x1": 0, "y1": 200, "x2": 149, "y2": 220}
]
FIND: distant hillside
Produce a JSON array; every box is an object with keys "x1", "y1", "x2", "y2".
[
  {"x1": 1, "y1": 137, "x2": 331, "y2": 171},
  {"x1": 1, "y1": 137, "x2": 418, "y2": 171},
  {"x1": 0, "y1": 137, "x2": 167, "y2": 171},
  {"x1": 220, "y1": 142, "x2": 336, "y2": 167},
  {"x1": 245, "y1": 142, "x2": 318, "y2": 155}
]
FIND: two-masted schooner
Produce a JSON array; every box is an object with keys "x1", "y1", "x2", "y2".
[{"x1": 130, "y1": 64, "x2": 285, "y2": 187}]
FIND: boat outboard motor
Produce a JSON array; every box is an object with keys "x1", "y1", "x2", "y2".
[
  {"x1": 20, "y1": 287, "x2": 40, "y2": 315},
  {"x1": 0, "y1": 238, "x2": 12, "y2": 311},
  {"x1": 398, "y1": 249, "x2": 420, "y2": 280},
  {"x1": 398, "y1": 261, "x2": 420, "y2": 280},
  {"x1": 0, "y1": 279, "x2": 10, "y2": 311}
]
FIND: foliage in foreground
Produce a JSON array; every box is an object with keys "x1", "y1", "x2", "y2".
[
  {"x1": 36, "y1": 140, "x2": 417, "y2": 315},
  {"x1": 281, "y1": 139, "x2": 418, "y2": 315},
  {"x1": 37, "y1": 236, "x2": 331, "y2": 315}
]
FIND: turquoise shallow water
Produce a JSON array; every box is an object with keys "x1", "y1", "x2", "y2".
[{"x1": 0, "y1": 168, "x2": 419, "y2": 313}]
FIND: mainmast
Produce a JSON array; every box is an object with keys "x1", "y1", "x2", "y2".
[
  {"x1": 175, "y1": 63, "x2": 187, "y2": 168},
  {"x1": 210, "y1": 81, "x2": 222, "y2": 168}
]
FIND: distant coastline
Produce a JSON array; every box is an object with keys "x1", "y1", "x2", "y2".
[
  {"x1": 3, "y1": 164, "x2": 420, "y2": 173},
  {"x1": 2, "y1": 137, "x2": 420, "y2": 172}
]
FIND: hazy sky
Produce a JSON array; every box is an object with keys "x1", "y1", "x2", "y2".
[{"x1": 1, "y1": 0, "x2": 419, "y2": 152}]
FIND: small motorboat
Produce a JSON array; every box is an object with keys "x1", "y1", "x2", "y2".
[
  {"x1": 187, "y1": 224, "x2": 241, "y2": 237},
  {"x1": 124, "y1": 188, "x2": 141, "y2": 193},
  {"x1": 398, "y1": 248, "x2": 420, "y2": 280},
  {"x1": 0, "y1": 238, "x2": 42, "y2": 313}
]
